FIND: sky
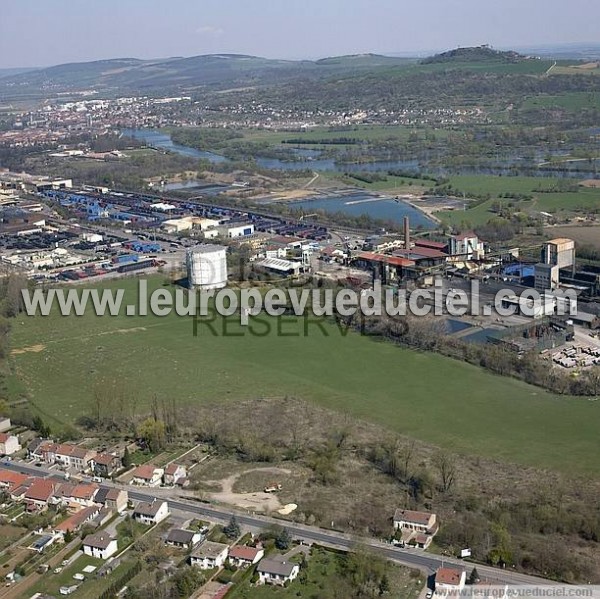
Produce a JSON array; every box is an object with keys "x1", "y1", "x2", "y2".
[{"x1": 1, "y1": 0, "x2": 599, "y2": 68}]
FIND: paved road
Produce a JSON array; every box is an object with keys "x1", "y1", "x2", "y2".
[{"x1": 2, "y1": 461, "x2": 555, "y2": 587}]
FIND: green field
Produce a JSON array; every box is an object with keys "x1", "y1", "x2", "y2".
[
  {"x1": 437, "y1": 175, "x2": 600, "y2": 225},
  {"x1": 239, "y1": 124, "x2": 427, "y2": 144},
  {"x1": 522, "y1": 91, "x2": 600, "y2": 112},
  {"x1": 9, "y1": 277, "x2": 600, "y2": 474}
]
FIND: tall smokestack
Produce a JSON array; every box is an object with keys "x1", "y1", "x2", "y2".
[{"x1": 403, "y1": 216, "x2": 410, "y2": 250}]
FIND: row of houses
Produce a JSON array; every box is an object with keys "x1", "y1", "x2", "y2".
[
  {"x1": 28, "y1": 439, "x2": 121, "y2": 477},
  {"x1": 187, "y1": 540, "x2": 299, "y2": 586},
  {"x1": 69, "y1": 499, "x2": 171, "y2": 563},
  {"x1": 130, "y1": 462, "x2": 188, "y2": 487},
  {"x1": 160, "y1": 518, "x2": 300, "y2": 587},
  {"x1": 28, "y1": 439, "x2": 189, "y2": 488},
  {"x1": 0, "y1": 468, "x2": 128, "y2": 515}
]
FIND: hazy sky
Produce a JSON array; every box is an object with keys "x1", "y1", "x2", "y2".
[{"x1": 2, "y1": 0, "x2": 599, "y2": 68}]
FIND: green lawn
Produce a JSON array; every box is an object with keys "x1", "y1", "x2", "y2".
[
  {"x1": 438, "y1": 199, "x2": 498, "y2": 227},
  {"x1": 27, "y1": 553, "x2": 137, "y2": 599},
  {"x1": 227, "y1": 547, "x2": 423, "y2": 599},
  {"x1": 9, "y1": 277, "x2": 600, "y2": 474}
]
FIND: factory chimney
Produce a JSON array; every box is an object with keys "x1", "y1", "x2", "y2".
[{"x1": 403, "y1": 216, "x2": 410, "y2": 250}]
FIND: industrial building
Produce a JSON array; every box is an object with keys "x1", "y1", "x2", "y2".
[
  {"x1": 186, "y1": 245, "x2": 228, "y2": 290},
  {"x1": 534, "y1": 238, "x2": 576, "y2": 293},
  {"x1": 448, "y1": 232, "x2": 484, "y2": 261}
]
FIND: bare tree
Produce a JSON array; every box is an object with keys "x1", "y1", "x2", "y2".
[{"x1": 434, "y1": 451, "x2": 457, "y2": 493}]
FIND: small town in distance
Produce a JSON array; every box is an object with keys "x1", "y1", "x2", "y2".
[{"x1": 1, "y1": 3, "x2": 600, "y2": 599}]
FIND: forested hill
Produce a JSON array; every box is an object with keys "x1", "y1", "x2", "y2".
[{"x1": 422, "y1": 46, "x2": 525, "y2": 64}]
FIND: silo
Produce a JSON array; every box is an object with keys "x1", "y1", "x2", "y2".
[{"x1": 186, "y1": 245, "x2": 228, "y2": 290}]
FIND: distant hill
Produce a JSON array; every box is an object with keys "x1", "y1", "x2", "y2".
[
  {"x1": 0, "y1": 53, "x2": 417, "y2": 99},
  {"x1": 315, "y1": 54, "x2": 415, "y2": 67},
  {"x1": 0, "y1": 67, "x2": 39, "y2": 79},
  {"x1": 0, "y1": 46, "x2": 587, "y2": 102},
  {"x1": 422, "y1": 45, "x2": 525, "y2": 64}
]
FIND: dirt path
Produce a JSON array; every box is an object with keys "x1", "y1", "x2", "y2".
[{"x1": 205, "y1": 467, "x2": 291, "y2": 512}]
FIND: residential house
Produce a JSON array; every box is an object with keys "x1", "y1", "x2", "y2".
[
  {"x1": 41, "y1": 443, "x2": 94, "y2": 472},
  {"x1": 131, "y1": 464, "x2": 164, "y2": 487},
  {"x1": 132, "y1": 500, "x2": 169, "y2": 525},
  {"x1": 51, "y1": 482, "x2": 76, "y2": 507},
  {"x1": 190, "y1": 541, "x2": 229, "y2": 570},
  {"x1": 257, "y1": 558, "x2": 300, "y2": 586},
  {"x1": 165, "y1": 528, "x2": 203, "y2": 550},
  {"x1": 0, "y1": 469, "x2": 28, "y2": 493},
  {"x1": 105, "y1": 488, "x2": 128, "y2": 513},
  {"x1": 55, "y1": 505, "x2": 100, "y2": 535},
  {"x1": 393, "y1": 509, "x2": 438, "y2": 534},
  {"x1": 90, "y1": 507, "x2": 113, "y2": 529},
  {"x1": 228, "y1": 545, "x2": 264, "y2": 568},
  {"x1": 27, "y1": 438, "x2": 51, "y2": 460},
  {"x1": 0, "y1": 417, "x2": 12, "y2": 433},
  {"x1": 70, "y1": 483, "x2": 99, "y2": 507},
  {"x1": 0, "y1": 432, "x2": 21, "y2": 455},
  {"x1": 54, "y1": 444, "x2": 95, "y2": 472},
  {"x1": 163, "y1": 463, "x2": 187, "y2": 486},
  {"x1": 434, "y1": 568, "x2": 466, "y2": 596},
  {"x1": 24, "y1": 479, "x2": 55, "y2": 510},
  {"x1": 82, "y1": 532, "x2": 118, "y2": 560},
  {"x1": 92, "y1": 453, "x2": 121, "y2": 478}
]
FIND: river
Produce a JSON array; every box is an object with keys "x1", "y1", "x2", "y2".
[{"x1": 122, "y1": 128, "x2": 599, "y2": 179}]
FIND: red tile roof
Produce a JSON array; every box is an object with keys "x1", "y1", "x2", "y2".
[
  {"x1": 0, "y1": 469, "x2": 28, "y2": 490},
  {"x1": 356, "y1": 252, "x2": 415, "y2": 268},
  {"x1": 106, "y1": 488, "x2": 123, "y2": 501},
  {"x1": 93, "y1": 453, "x2": 117, "y2": 466},
  {"x1": 71, "y1": 483, "x2": 98, "y2": 500},
  {"x1": 229, "y1": 545, "x2": 262, "y2": 561},
  {"x1": 55, "y1": 505, "x2": 99, "y2": 533},
  {"x1": 436, "y1": 568, "x2": 464, "y2": 586},
  {"x1": 24, "y1": 479, "x2": 54, "y2": 503},
  {"x1": 394, "y1": 509, "x2": 434, "y2": 526},
  {"x1": 132, "y1": 464, "x2": 158, "y2": 480},
  {"x1": 165, "y1": 463, "x2": 183, "y2": 476}
]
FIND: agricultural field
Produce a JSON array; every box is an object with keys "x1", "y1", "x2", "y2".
[
  {"x1": 521, "y1": 91, "x2": 600, "y2": 112},
  {"x1": 240, "y1": 124, "x2": 425, "y2": 144},
  {"x1": 547, "y1": 225, "x2": 600, "y2": 249},
  {"x1": 550, "y1": 62, "x2": 600, "y2": 76},
  {"x1": 8, "y1": 277, "x2": 600, "y2": 475}
]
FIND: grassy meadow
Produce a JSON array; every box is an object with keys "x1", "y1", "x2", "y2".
[
  {"x1": 437, "y1": 175, "x2": 600, "y2": 226},
  {"x1": 8, "y1": 276, "x2": 600, "y2": 475}
]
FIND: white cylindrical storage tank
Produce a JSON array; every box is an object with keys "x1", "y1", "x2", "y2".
[{"x1": 187, "y1": 244, "x2": 228, "y2": 290}]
